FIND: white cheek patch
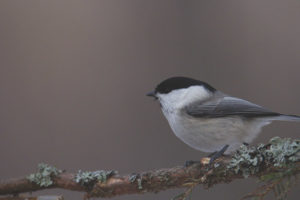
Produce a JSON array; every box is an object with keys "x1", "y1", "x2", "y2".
[{"x1": 157, "y1": 86, "x2": 212, "y2": 111}]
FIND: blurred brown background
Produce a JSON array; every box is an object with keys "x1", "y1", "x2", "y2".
[{"x1": 0, "y1": 0, "x2": 299, "y2": 199}]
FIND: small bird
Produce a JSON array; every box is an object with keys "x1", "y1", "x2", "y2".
[{"x1": 147, "y1": 77, "x2": 300, "y2": 158}]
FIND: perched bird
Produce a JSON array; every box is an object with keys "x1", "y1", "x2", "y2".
[{"x1": 147, "y1": 77, "x2": 300, "y2": 158}]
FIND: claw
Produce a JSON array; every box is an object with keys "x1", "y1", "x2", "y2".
[{"x1": 184, "y1": 160, "x2": 200, "y2": 167}]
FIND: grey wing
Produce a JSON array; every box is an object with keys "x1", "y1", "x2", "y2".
[{"x1": 186, "y1": 96, "x2": 280, "y2": 118}]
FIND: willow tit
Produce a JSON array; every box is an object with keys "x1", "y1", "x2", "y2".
[{"x1": 147, "y1": 77, "x2": 300, "y2": 154}]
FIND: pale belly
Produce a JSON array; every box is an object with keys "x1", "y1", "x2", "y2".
[{"x1": 163, "y1": 111, "x2": 269, "y2": 153}]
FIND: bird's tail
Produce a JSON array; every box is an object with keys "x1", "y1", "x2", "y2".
[{"x1": 272, "y1": 114, "x2": 300, "y2": 122}]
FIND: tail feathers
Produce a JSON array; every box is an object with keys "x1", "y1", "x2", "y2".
[{"x1": 272, "y1": 114, "x2": 300, "y2": 122}]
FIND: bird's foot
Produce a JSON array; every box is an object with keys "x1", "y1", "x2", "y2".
[
  {"x1": 185, "y1": 145, "x2": 229, "y2": 167},
  {"x1": 184, "y1": 160, "x2": 200, "y2": 167},
  {"x1": 209, "y1": 144, "x2": 229, "y2": 165}
]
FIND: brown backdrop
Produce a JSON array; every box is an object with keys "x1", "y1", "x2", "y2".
[{"x1": 0, "y1": 1, "x2": 299, "y2": 199}]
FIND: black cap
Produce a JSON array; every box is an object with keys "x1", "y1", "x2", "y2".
[{"x1": 154, "y1": 77, "x2": 216, "y2": 94}]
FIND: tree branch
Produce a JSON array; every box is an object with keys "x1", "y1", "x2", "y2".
[{"x1": 0, "y1": 137, "x2": 299, "y2": 199}]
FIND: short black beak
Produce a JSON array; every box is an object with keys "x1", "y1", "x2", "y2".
[{"x1": 146, "y1": 91, "x2": 157, "y2": 99}]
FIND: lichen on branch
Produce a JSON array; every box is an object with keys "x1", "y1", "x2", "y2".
[
  {"x1": 0, "y1": 137, "x2": 299, "y2": 200},
  {"x1": 27, "y1": 163, "x2": 62, "y2": 187},
  {"x1": 74, "y1": 170, "x2": 116, "y2": 187},
  {"x1": 228, "y1": 137, "x2": 300, "y2": 178}
]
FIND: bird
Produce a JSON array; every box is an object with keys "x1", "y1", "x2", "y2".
[{"x1": 147, "y1": 76, "x2": 300, "y2": 160}]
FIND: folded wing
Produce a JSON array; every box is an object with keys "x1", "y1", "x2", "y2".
[{"x1": 186, "y1": 96, "x2": 280, "y2": 118}]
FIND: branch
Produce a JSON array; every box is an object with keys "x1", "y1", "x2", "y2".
[{"x1": 0, "y1": 137, "x2": 299, "y2": 199}]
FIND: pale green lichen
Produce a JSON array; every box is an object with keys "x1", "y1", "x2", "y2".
[
  {"x1": 213, "y1": 163, "x2": 220, "y2": 168},
  {"x1": 27, "y1": 163, "x2": 62, "y2": 187},
  {"x1": 264, "y1": 137, "x2": 300, "y2": 166},
  {"x1": 227, "y1": 137, "x2": 300, "y2": 178},
  {"x1": 137, "y1": 178, "x2": 143, "y2": 190},
  {"x1": 129, "y1": 173, "x2": 143, "y2": 190},
  {"x1": 227, "y1": 144, "x2": 264, "y2": 177},
  {"x1": 129, "y1": 173, "x2": 138, "y2": 183},
  {"x1": 74, "y1": 170, "x2": 116, "y2": 187}
]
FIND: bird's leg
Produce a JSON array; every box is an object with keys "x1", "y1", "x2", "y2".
[
  {"x1": 208, "y1": 151, "x2": 217, "y2": 157},
  {"x1": 209, "y1": 144, "x2": 229, "y2": 165}
]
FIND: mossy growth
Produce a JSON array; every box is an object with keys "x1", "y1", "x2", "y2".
[
  {"x1": 227, "y1": 137, "x2": 300, "y2": 178},
  {"x1": 74, "y1": 170, "x2": 116, "y2": 187},
  {"x1": 27, "y1": 163, "x2": 62, "y2": 187}
]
